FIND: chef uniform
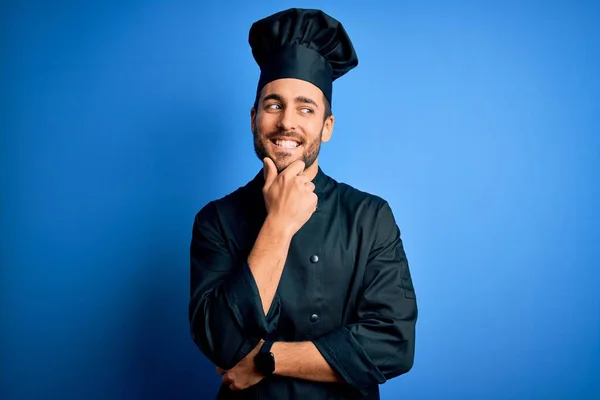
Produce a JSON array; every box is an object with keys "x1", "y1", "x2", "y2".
[{"x1": 189, "y1": 8, "x2": 418, "y2": 399}]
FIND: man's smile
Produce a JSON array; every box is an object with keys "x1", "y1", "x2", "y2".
[{"x1": 270, "y1": 137, "x2": 302, "y2": 151}]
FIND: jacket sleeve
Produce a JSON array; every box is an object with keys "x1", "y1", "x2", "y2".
[
  {"x1": 188, "y1": 202, "x2": 280, "y2": 369},
  {"x1": 312, "y1": 201, "x2": 417, "y2": 394}
]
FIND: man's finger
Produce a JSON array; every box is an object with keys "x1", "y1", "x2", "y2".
[
  {"x1": 296, "y1": 174, "x2": 310, "y2": 185},
  {"x1": 282, "y1": 159, "x2": 306, "y2": 177},
  {"x1": 263, "y1": 157, "x2": 278, "y2": 190}
]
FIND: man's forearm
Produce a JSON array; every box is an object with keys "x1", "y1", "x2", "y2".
[
  {"x1": 247, "y1": 215, "x2": 293, "y2": 315},
  {"x1": 271, "y1": 341, "x2": 344, "y2": 383}
]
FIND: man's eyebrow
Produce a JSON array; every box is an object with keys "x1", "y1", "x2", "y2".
[
  {"x1": 262, "y1": 93, "x2": 283, "y2": 103},
  {"x1": 295, "y1": 96, "x2": 319, "y2": 108},
  {"x1": 261, "y1": 93, "x2": 319, "y2": 108}
]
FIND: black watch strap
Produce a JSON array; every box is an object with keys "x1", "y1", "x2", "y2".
[
  {"x1": 259, "y1": 340, "x2": 274, "y2": 355},
  {"x1": 255, "y1": 340, "x2": 275, "y2": 375}
]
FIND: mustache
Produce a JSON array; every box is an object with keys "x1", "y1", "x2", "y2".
[{"x1": 266, "y1": 129, "x2": 304, "y2": 143}]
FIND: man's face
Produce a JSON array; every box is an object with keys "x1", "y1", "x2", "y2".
[{"x1": 251, "y1": 78, "x2": 334, "y2": 173}]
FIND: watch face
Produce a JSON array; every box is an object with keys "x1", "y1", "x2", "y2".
[{"x1": 256, "y1": 352, "x2": 275, "y2": 375}]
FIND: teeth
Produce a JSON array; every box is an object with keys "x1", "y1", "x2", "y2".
[{"x1": 274, "y1": 140, "x2": 299, "y2": 148}]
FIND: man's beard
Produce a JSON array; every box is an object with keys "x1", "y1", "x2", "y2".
[{"x1": 253, "y1": 126, "x2": 323, "y2": 173}]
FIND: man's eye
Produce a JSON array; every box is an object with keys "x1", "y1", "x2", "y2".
[
  {"x1": 267, "y1": 104, "x2": 281, "y2": 110},
  {"x1": 300, "y1": 107, "x2": 313, "y2": 114}
]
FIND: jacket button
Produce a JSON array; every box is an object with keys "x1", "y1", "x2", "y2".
[
  {"x1": 310, "y1": 313, "x2": 319, "y2": 322},
  {"x1": 310, "y1": 255, "x2": 319, "y2": 263}
]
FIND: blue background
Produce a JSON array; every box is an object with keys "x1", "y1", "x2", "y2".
[{"x1": 2, "y1": 1, "x2": 599, "y2": 399}]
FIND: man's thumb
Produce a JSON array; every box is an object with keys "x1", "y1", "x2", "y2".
[{"x1": 263, "y1": 157, "x2": 277, "y2": 188}]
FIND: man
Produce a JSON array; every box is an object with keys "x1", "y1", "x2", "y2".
[{"x1": 189, "y1": 8, "x2": 417, "y2": 399}]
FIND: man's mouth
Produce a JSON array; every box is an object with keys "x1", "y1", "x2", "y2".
[{"x1": 270, "y1": 138, "x2": 301, "y2": 149}]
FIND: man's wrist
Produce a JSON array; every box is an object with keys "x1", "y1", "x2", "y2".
[
  {"x1": 270, "y1": 341, "x2": 293, "y2": 376},
  {"x1": 262, "y1": 215, "x2": 294, "y2": 241},
  {"x1": 254, "y1": 340, "x2": 276, "y2": 376},
  {"x1": 271, "y1": 341, "x2": 282, "y2": 375}
]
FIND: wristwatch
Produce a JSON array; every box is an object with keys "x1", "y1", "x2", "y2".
[{"x1": 254, "y1": 340, "x2": 275, "y2": 376}]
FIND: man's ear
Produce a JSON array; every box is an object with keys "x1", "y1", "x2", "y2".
[
  {"x1": 321, "y1": 115, "x2": 335, "y2": 143},
  {"x1": 250, "y1": 108, "x2": 256, "y2": 132}
]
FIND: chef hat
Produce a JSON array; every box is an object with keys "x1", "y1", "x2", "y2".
[{"x1": 249, "y1": 8, "x2": 359, "y2": 107}]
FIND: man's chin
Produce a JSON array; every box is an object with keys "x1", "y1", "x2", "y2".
[
  {"x1": 255, "y1": 147, "x2": 313, "y2": 172},
  {"x1": 273, "y1": 157, "x2": 299, "y2": 173}
]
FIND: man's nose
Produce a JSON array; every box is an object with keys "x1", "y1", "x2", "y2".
[{"x1": 277, "y1": 107, "x2": 298, "y2": 132}]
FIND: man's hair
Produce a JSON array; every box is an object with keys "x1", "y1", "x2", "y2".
[
  {"x1": 322, "y1": 95, "x2": 332, "y2": 120},
  {"x1": 253, "y1": 93, "x2": 332, "y2": 121}
]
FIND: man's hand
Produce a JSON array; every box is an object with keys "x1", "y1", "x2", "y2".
[
  {"x1": 216, "y1": 340, "x2": 265, "y2": 391},
  {"x1": 262, "y1": 158, "x2": 318, "y2": 237}
]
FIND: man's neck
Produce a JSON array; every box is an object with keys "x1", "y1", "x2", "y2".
[{"x1": 302, "y1": 159, "x2": 320, "y2": 181}]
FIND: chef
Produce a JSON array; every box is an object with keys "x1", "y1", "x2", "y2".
[{"x1": 189, "y1": 8, "x2": 418, "y2": 399}]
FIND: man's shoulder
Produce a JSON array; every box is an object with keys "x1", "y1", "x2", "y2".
[
  {"x1": 330, "y1": 177, "x2": 400, "y2": 238},
  {"x1": 194, "y1": 175, "x2": 260, "y2": 225},
  {"x1": 332, "y1": 177, "x2": 389, "y2": 214}
]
